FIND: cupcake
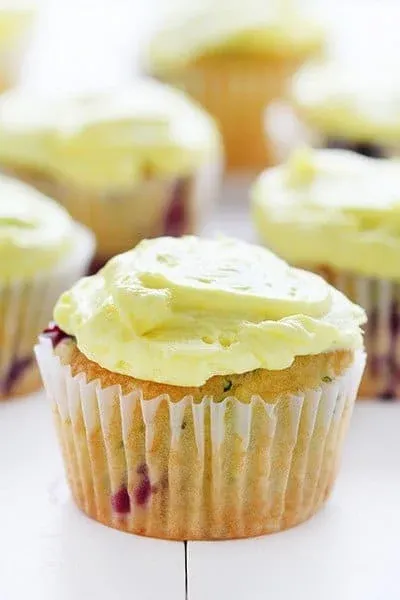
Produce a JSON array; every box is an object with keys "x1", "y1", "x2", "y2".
[
  {"x1": 35, "y1": 236, "x2": 365, "y2": 540},
  {"x1": 252, "y1": 147, "x2": 400, "y2": 399},
  {"x1": 147, "y1": 0, "x2": 324, "y2": 172},
  {"x1": 0, "y1": 175, "x2": 94, "y2": 399},
  {"x1": 0, "y1": 3, "x2": 34, "y2": 92},
  {"x1": 267, "y1": 61, "x2": 400, "y2": 163},
  {"x1": 0, "y1": 80, "x2": 222, "y2": 270}
]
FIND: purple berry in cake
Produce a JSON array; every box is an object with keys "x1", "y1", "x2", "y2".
[
  {"x1": 111, "y1": 486, "x2": 131, "y2": 514},
  {"x1": 43, "y1": 323, "x2": 71, "y2": 348},
  {"x1": 135, "y1": 463, "x2": 152, "y2": 506},
  {"x1": 164, "y1": 179, "x2": 189, "y2": 237}
]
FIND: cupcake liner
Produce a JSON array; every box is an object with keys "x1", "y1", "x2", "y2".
[
  {"x1": 35, "y1": 337, "x2": 365, "y2": 540},
  {"x1": 5, "y1": 157, "x2": 222, "y2": 267},
  {"x1": 0, "y1": 225, "x2": 95, "y2": 399},
  {"x1": 160, "y1": 58, "x2": 300, "y2": 171},
  {"x1": 312, "y1": 267, "x2": 400, "y2": 400}
]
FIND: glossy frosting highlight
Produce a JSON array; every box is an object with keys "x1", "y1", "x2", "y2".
[
  {"x1": 54, "y1": 236, "x2": 365, "y2": 386},
  {"x1": 0, "y1": 80, "x2": 221, "y2": 189},
  {"x1": 291, "y1": 61, "x2": 400, "y2": 143},
  {"x1": 0, "y1": 175, "x2": 75, "y2": 280},
  {"x1": 252, "y1": 148, "x2": 400, "y2": 280},
  {"x1": 148, "y1": 0, "x2": 323, "y2": 73}
]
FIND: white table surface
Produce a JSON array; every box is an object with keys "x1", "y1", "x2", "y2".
[{"x1": 1, "y1": 393, "x2": 399, "y2": 600}]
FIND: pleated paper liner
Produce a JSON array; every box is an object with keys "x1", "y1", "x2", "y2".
[
  {"x1": 158, "y1": 55, "x2": 303, "y2": 172},
  {"x1": 4, "y1": 156, "x2": 222, "y2": 272},
  {"x1": 312, "y1": 267, "x2": 400, "y2": 400},
  {"x1": 35, "y1": 337, "x2": 365, "y2": 540},
  {"x1": 0, "y1": 225, "x2": 95, "y2": 400}
]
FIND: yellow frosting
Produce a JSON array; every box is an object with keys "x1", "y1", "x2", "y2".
[
  {"x1": 148, "y1": 0, "x2": 324, "y2": 74},
  {"x1": 252, "y1": 148, "x2": 400, "y2": 280},
  {"x1": 0, "y1": 80, "x2": 221, "y2": 189},
  {"x1": 54, "y1": 235, "x2": 365, "y2": 387},
  {"x1": 0, "y1": 175, "x2": 76, "y2": 280},
  {"x1": 291, "y1": 62, "x2": 400, "y2": 143},
  {"x1": 0, "y1": 3, "x2": 33, "y2": 50}
]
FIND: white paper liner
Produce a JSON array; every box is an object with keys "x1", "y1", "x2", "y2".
[
  {"x1": 35, "y1": 336, "x2": 365, "y2": 540},
  {"x1": 0, "y1": 224, "x2": 95, "y2": 398},
  {"x1": 158, "y1": 61, "x2": 295, "y2": 171},
  {"x1": 4, "y1": 155, "x2": 222, "y2": 262},
  {"x1": 312, "y1": 269, "x2": 400, "y2": 400}
]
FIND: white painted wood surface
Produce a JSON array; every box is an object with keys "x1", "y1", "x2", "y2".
[
  {"x1": 188, "y1": 403, "x2": 400, "y2": 600},
  {"x1": 0, "y1": 394, "x2": 185, "y2": 600}
]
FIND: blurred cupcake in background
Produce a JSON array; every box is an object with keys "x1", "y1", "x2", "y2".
[
  {"x1": 267, "y1": 61, "x2": 400, "y2": 163},
  {"x1": 147, "y1": 0, "x2": 324, "y2": 173},
  {"x1": 252, "y1": 147, "x2": 400, "y2": 400},
  {"x1": 0, "y1": 2, "x2": 35, "y2": 91},
  {"x1": 0, "y1": 80, "x2": 222, "y2": 270},
  {"x1": 36, "y1": 236, "x2": 365, "y2": 539},
  {"x1": 0, "y1": 176, "x2": 94, "y2": 399}
]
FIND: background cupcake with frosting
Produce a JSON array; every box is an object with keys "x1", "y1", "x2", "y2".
[
  {"x1": 0, "y1": 79, "x2": 222, "y2": 270},
  {"x1": 147, "y1": 0, "x2": 324, "y2": 172},
  {"x1": 267, "y1": 60, "x2": 400, "y2": 163},
  {"x1": 36, "y1": 235, "x2": 365, "y2": 539},
  {"x1": 252, "y1": 147, "x2": 400, "y2": 399},
  {"x1": 0, "y1": 175, "x2": 94, "y2": 399}
]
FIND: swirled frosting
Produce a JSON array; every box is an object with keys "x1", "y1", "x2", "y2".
[
  {"x1": 54, "y1": 235, "x2": 365, "y2": 386},
  {"x1": 148, "y1": 0, "x2": 324, "y2": 74},
  {"x1": 291, "y1": 61, "x2": 400, "y2": 143},
  {"x1": 0, "y1": 175, "x2": 76, "y2": 280},
  {"x1": 0, "y1": 80, "x2": 220, "y2": 189},
  {"x1": 252, "y1": 148, "x2": 400, "y2": 280}
]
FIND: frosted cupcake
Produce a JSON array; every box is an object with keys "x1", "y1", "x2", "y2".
[
  {"x1": 252, "y1": 147, "x2": 400, "y2": 399},
  {"x1": 0, "y1": 80, "x2": 222, "y2": 270},
  {"x1": 0, "y1": 176, "x2": 94, "y2": 399},
  {"x1": 147, "y1": 0, "x2": 324, "y2": 171},
  {"x1": 267, "y1": 61, "x2": 400, "y2": 163},
  {"x1": 35, "y1": 236, "x2": 365, "y2": 539},
  {"x1": 0, "y1": 3, "x2": 34, "y2": 92}
]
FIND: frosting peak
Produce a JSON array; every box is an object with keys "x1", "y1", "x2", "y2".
[
  {"x1": 252, "y1": 148, "x2": 400, "y2": 280},
  {"x1": 54, "y1": 236, "x2": 365, "y2": 386}
]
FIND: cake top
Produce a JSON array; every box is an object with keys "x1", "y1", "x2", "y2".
[
  {"x1": 0, "y1": 175, "x2": 76, "y2": 280},
  {"x1": 0, "y1": 80, "x2": 221, "y2": 189},
  {"x1": 54, "y1": 235, "x2": 365, "y2": 387},
  {"x1": 252, "y1": 148, "x2": 400, "y2": 279},
  {"x1": 148, "y1": 0, "x2": 324, "y2": 74},
  {"x1": 291, "y1": 61, "x2": 400, "y2": 143}
]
